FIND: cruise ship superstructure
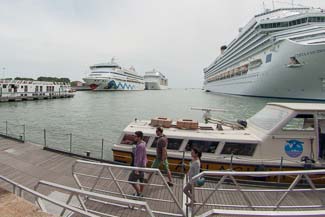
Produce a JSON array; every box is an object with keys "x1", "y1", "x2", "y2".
[
  {"x1": 83, "y1": 59, "x2": 145, "y2": 91},
  {"x1": 144, "y1": 69, "x2": 168, "y2": 90},
  {"x1": 203, "y1": 7, "x2": 325, "y2": 100}
]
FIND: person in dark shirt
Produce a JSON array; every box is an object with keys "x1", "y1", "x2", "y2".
[{"x1": 147, "y1": 127, "x2": 173, "y2": 186}]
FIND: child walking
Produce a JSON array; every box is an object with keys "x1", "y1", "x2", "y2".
[{"x1": 183, "y1": 147, "x2": 201, "y2": 206}]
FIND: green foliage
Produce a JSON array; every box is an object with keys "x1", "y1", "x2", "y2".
[
  {"x1": 37, "y1": 77, "x2": 70, "y2": 83},
  {"x1": 15, "y1": 77, "x2": 34, "y2": 81}
]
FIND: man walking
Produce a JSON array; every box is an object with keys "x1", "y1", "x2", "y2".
[
  {"x1": 148, "y1": 127, "x2": 173, "y2": 186},
  {"x1": 128, "y1": 131, "x2": 147, "y2": 197}
]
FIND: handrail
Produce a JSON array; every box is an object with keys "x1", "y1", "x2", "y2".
[
  {"x1": 198, "y1": 209, "x2": 325, "y2": 217},
  {"x1": 0, "y1": 175, "x2": 98, "y2": 217},
  {"x1": 35, "y1": 180, "x2": 155, "y2": 217},
  {"x1": 189, "y1": 169, "x2": 325, "y2": 216},
  {"x1": 72, "y1": 159, "x2": 186, "y2": 217}
]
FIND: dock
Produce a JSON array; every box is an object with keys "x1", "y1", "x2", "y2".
[
  {"x1": 0, "y1": 93, "x2": 74, "y2": 102},
  {"x1": 0, "y1": 136, "x2": 325, "y2": 216}
]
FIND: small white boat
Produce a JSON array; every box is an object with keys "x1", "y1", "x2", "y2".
[{"x1": 113, "y1": 103, "x2": 325, "y2": 183}]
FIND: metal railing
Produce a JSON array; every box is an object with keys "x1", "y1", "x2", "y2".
[
  {"x1": 198, "y1": 209, "x2": 325, "y2": 217},
  {"x1": 187, "y1": 170, "x2": 325, "y2": 217},
  {"x1": 0, "y1": 120, "x2": 115, "y2": 161},
  {"x1": 0, "y1": 175, "x2": 98, "y2": 217},
  {"x1": 72, "y1": 159, "x2": 186, "y2": 217},
  {"x1": 35, "y1": 180, "x2": 155, "y2": 217}
]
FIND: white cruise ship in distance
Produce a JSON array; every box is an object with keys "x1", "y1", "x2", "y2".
[
  {"x1": 83, "y1": 58, "x2": 145, "y2": 91},
  {"x1": 144, "y1": 69, "x2": 168, "y2": 90},
  {"x1": 203, "y1": 7, "x2": 325, "y2": 100}
]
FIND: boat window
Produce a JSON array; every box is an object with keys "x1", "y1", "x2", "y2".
[
  {"x1": 185, "y1": 140, "x2": 219, "y2": 153},
  {"x1": 151, "y1": 137, "x2": 183, "y2": 150},
  {"x1": 249, "y1": 107, "x2": 289, "y2": 131},
  {"x1": 3, "y1": 85, "x2": 7, "y2": 88},
  {"x1": 120, "y1": 134, "x2": 150, "y2": 145},
  {"x1": 282, "y1": 114, "x2": 314, "y2": 131},
  {"x1": 221, "y1": 142, "x2": 257, "y2": 156}
]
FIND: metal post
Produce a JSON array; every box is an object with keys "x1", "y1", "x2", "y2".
[
  {"x1": 23, "y1": 124, "x2": 25, "y2": 142},
  {"x1": 230, "y1": 153, "x2": 234, "y2": 170},
  {"x1": 277, "y1": 157, "x2": 284, "y2": 183},
  {"x1": 5, "y1": 120, "x2": 8, "y2": 136},
  {"x1": 69, "y1": 133, "x2": 72, "y2": 153},
  {"x1": 101, "y1": 139, "x2": 104, "y2": 160},
  {"x1": 43, "y1": 129, "x2": 47, "y2": 147},
  {"x1": 182, "y1": 150, "x2": 186, "y2": 173}
]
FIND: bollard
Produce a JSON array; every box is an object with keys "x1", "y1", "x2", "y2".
[
  {"x1": 23, "y1": 124, "x2": 25, "y2": 142},
  {"x1": 43, "y1": 129, "x2": 47, "y2": 147},
  {"x1": 101, "y1": 139, "x2": 104, "y2": 160},
  {"x1": 69, "y1": 133, "x2": 72, "y2": 153},
  {"x1": 86, "y1": 151, "x2": 90, "y2": 157},
  {"x1": 5, "y1": 120, "x2": 8, "y2": 136}
]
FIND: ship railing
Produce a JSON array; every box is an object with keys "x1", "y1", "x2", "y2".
[
  {"x1": 0, "y1": 175, "x2": 98, "y2": 217},
  {"x1": 187, "y1": 169, "x2": 325, "y2": 217},
  {"x1": 72, "y1": 159, "x2": 186, "y2": 217},
  {"x1": 34, "y1": 180, "x2": 154, "y2": 217}
]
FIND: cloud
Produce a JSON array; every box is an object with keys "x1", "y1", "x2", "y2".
[{"x1": 0, "y1": 0, "x2": 324, "y2": 87}]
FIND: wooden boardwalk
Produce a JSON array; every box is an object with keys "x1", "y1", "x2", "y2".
[{"x1": 0, "y1": 136, "x2": 325, "y2": 217}]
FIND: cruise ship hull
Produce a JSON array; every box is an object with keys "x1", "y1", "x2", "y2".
[
  {"x1": 205, "y1": 40, "x2": 325, "y2": 100},
  {"x1": 83, "y1": 78, "x2": 145, "y2": 91},
  {"x1": 145, "y1": 82, "x2": 168, "y2": 90}
]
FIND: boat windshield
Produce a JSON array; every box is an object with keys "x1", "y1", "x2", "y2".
[{"x1": 248, "y1": 106, "x2": 289, "y2": 131}]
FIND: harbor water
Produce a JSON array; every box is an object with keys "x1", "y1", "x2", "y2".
[{"x1": 0, "y1": 89, "x2": 319, "y2": 160}]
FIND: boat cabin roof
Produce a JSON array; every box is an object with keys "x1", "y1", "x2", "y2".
[
  {"x1": 268, "y1": 103, "x2": 325, "y2": 112},
  {"x1": 124, "y1": 120, "x2": 261, "y2": 143}
]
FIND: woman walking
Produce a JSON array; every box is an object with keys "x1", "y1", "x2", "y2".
[{"x1": 183, "y1": 147, "x2": 201, "y2": 206}]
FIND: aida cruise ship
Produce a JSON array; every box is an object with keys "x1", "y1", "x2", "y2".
[
  {"x1": 83, "y1": 59, "x2": 145, "y2": 91},
  {"x1": 204, "y1": 7, "x2": 325, "y2": 100}
]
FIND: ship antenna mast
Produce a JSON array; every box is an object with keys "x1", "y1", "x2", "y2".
[{"x1": 272, "y1": 0, "x2": 275, "y2": 10}]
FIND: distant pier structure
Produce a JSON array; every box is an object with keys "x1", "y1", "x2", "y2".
[{"x1": 0, "y1": 79, "x2": 74, "y2": 102}]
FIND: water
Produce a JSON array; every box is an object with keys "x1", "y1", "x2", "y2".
[{"x1": 0, "y1": 89, "x2": 319, "y2": 160}]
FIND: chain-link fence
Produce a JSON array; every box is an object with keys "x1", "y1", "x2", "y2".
[{"x1": 0, "y1": 120, "x2": 115, "y2": 162}]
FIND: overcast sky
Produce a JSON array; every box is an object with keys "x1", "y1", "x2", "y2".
[{"x1": 1, "y1": 0, "x2": 325, "y2": 87}]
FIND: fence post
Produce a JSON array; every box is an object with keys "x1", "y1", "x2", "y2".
[
  {"x1": 101, "y1": 138, "x2": 104, "y2": 160},
  {"x1": 44, "y1": 129, "x2": 47, "y2": 147},
  {"x1": 69, "y1": 133, "x2": 72, "y2": 153},
  {"x1": 5, "y1": 120, "x2": 8, "y2": 136},
  {"x1": 23, "y1": 124, "x2": 25, "y2": 142}
]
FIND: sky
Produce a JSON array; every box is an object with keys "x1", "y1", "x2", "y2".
[{"x1": 1, "y1": 0, "x2": 325, "y2": 88}]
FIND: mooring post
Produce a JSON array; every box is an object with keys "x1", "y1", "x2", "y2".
[
  {"x1": 69, "y1": 133, "x2": 72, "y2": 153},
  {"x1": 43, "y1": 129, "x2": 47, "y2": 147},
  {"x1": 23, "y1": 124, "x2": 26, "y2": 142},
  {"x1": 5, "y1": 120, "x2": 8, "y2": 136},
  {"x1": 101, "y1": 138, "x2": 104, "y2": 160}
]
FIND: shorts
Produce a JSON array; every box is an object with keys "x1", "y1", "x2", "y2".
[
  {"x1": 128, "y1": 170, "x2": 144, "y2": 183},
  {"x1": 151, "y1": 159, "x2": 170, "y2": 171}
]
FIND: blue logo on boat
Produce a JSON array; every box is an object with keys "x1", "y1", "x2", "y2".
[
  {"x1": 285, "y1": 139, "x2": 303, "y2": 158},
  {"x1": 107, "y1": 80, "x2": 135, "y2": 90}
]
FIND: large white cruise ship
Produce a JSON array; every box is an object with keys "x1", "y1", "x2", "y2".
[
  {"x1": 203, "y1": 7, "x2": 325, "y2": 100},
  {"x1": 83, "y1": 59, "x2": 145, "y2": 91},
  {"x1": 144, "y1": 69, "x2": 168, "y2": 90}
]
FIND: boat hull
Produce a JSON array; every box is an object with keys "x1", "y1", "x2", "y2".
[
  {"x1": 145, "y1": 82, "x2": 168, "y2": 90},
  {"x1": 83, "y1": 78, "x2": 145, "y2": 91},
  {"x1": 113, "y1": 149, "x2": 325, "y2": 184},
  {"x1": 204, "y1": 40, "x2": 325, "y2": 100}
]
